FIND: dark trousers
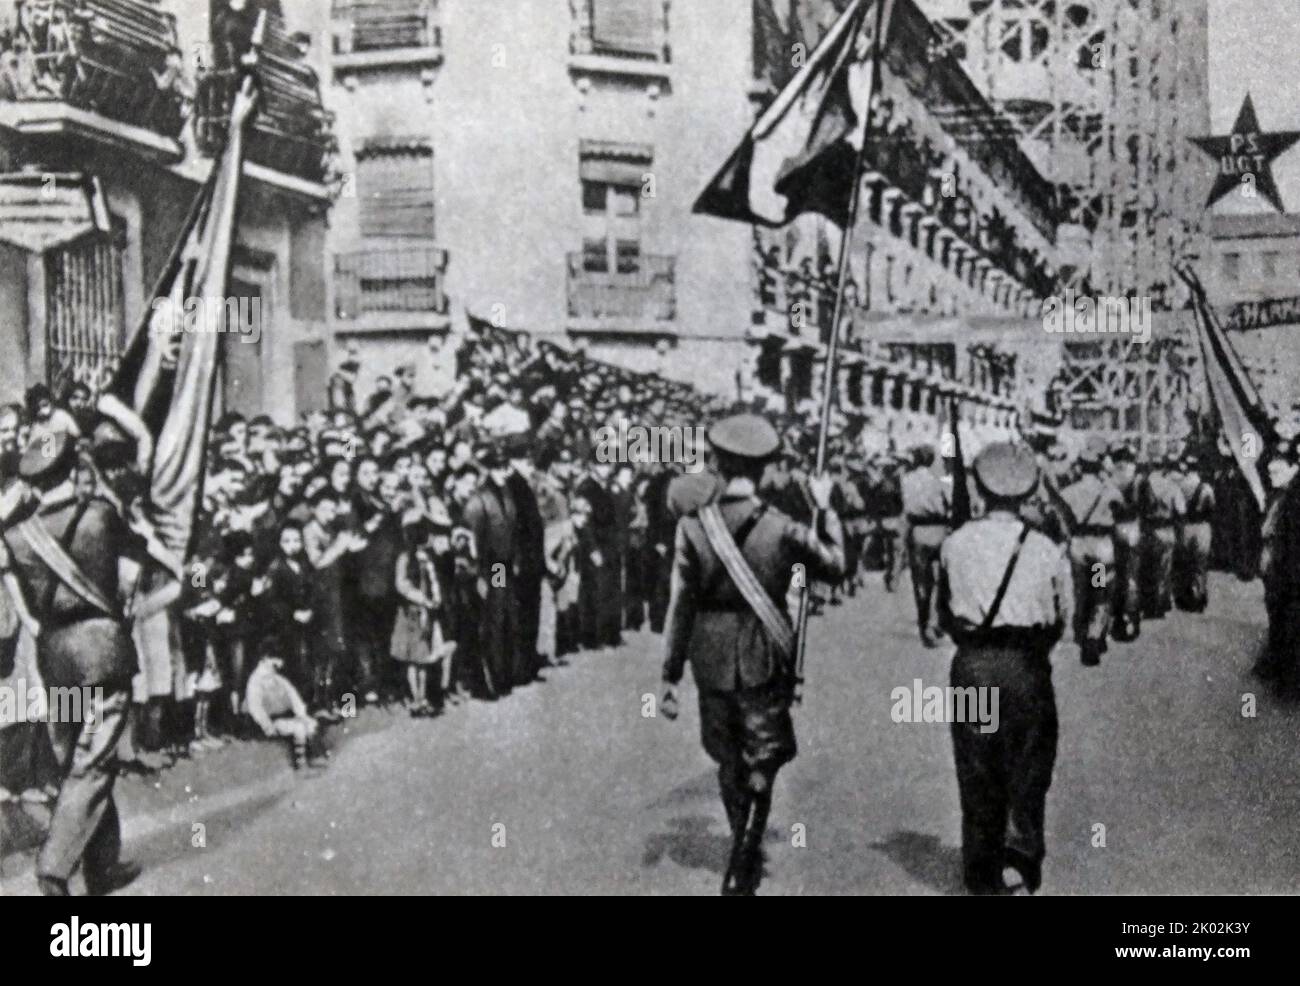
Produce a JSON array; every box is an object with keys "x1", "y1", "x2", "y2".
[
  {"x1": 513, "y1": 575, "x2": 543, "y2": 683},
  {"x1": 1068, "y1": 534, "x2": 1115, "y2": 651},
  {"x1": 38, "y1": 686, "x2": 130, "y2": 885},
  {"x1": 907, "y1": 524, "x2": 948, "y2": 635},
  {"x1": 1141, "y1": 524, "x2": 1176, "y2": 617},
  {"x1": 950, "y1": 644, "x2": 1057, "y2": 894},
  {"x1": 647, "y1": 546, "x2": 672, "y2": 633},
  {"x1": 1112, "y1": 521, "x2": 1142, "y2": 636},
  {"x1": 352, "y1": 596, "x2": 395, "y2": 697}
]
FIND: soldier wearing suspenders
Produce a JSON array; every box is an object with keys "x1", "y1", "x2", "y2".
[
  {"x1": 938, "y1": 442, "x2": 1075, "y2": 895},
  {"x1": 1059, "y1": 436, "x2": 1124, "y2": 666},
  {"x1": 660, "y1": 414, "x2": 845, "y2": 896}
]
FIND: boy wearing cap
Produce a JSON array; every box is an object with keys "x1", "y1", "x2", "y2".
[
  {"x1": 938, "y1": 442, "x2": 1075, "y2": 895},
  {"x1": 660, "y1": 413, "x2": 844, "y2": 896}
]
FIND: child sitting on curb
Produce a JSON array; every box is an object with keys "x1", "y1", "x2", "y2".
[{"x1": 244, "y1": 644, "x2": 329, "y2": 771}]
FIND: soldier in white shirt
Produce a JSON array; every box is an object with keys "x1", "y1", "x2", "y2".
[{"x1": 938, "y1": 442, "x2": 1077, "y2": 895}]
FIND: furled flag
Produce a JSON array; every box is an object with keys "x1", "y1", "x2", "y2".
[
  {"x1": 1175, "y1": 263, "x2": 1274, "y2": 512},
  {"x1": 694, "y1": 0, "x2": 896, "y2": 228},
  {"x1": 108, "y1": 78, "x2": 258, "y2": 560}
]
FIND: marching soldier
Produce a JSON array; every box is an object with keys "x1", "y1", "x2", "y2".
[
  {"x1": 661, "y1": 413, "x2": 844, "y2": 896},
  {"x1": 1174, "y1": 453, "x2": 1215, "y2": 613},
  {"x1": 938, "y1": 442, "x2": 1075, "y2": 895},
  {"x1": 1059, "y1": 436, "x2": 1124, "y2": 666},
  {"x1": 900, "y1": 444, "x2": 951, "y2": 646},
  {"x1": 1139, "y1": 453, "x2": 1186, "y2": 619},
  {"x1": 1109, "y1": 442, "x2": 1143, "y2": 641},
  {"x1": 3, "y1": 434, "x2": 150, "y2": 895}
]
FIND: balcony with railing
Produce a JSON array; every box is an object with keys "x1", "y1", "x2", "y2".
[
  {"x1": 331, "y1": 0, "x2": 442, "y2": 71},
  {"x1": 0, "y1": 0, "x2": 187, "y2": 157},
  {"x1": 194, "y1": 12, "x2": 336, "y2": 187},
  {"x1": 568, "y1": 0, "x2": 670, "y2": 82},
  {"x1": 567, "y1": 252, "x2": 675, "y2": 323},
  {"x1": 335, "y1": 247, "x2": 449, "y2": 324}
]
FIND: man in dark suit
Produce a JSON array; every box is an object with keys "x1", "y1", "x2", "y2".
[
  {"x1": 660, "y1": 414, "x2": 844, "y2": 896},
  {"x1": 575, "y1": 460, "x2": 621, "y2": 648},
  {"x1": 504, "y1": 434, "x2": 545, "y2": 684},
  {"x1": 4, "y1": 434, "x2": 149, "y2": 896},
  {"x1": 462, "y1": 444, "x2": 518, "y2": 698}
]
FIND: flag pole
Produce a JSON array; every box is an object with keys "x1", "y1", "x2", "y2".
[{"x1": 793, "y1": 0, "x2": 889, "y2": 701}]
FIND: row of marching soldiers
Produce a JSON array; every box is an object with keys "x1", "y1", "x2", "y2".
[
  {"x1": 884, "y1": 433, "x2": 1217, "y2": 896},
  {"x1": 893, "y1": 434, "x2": 1217, "y2": 665}
]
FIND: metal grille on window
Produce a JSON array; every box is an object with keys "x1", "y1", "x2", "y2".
[{"x1": 44, "y1": 226, "x2": 126, "y2": 399}]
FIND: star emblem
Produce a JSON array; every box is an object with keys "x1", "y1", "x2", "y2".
[{"x1": 1190, "y1": 94, "x2": 1300, "y2": 213}]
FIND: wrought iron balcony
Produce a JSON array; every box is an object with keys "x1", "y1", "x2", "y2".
[
  {"x1": 335, "y1": 247, "x2": 449, "y2": 319},
  {"x1": 569, "y1": 0, "x2": 670, "y2": 63},
  {"x1": 194, "y1": 13, "x2": 336, "y2": 185},
  {"x1": 331, "y1": 0, "x2": 441, "y2": 55},
  {"x1": 0, "y1": 0, "x2": 187, "y2": 139},
  {"x1": 567, "y1": 252, "x2": 675, "y2": 321}
]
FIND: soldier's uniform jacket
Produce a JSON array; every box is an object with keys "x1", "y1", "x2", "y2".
[
  {"x1": 1059, "y1": 473, "x2": 1124, "y2": 532},
  {"x1": 662, "y1": 478, "x2": 845, "y2": 693},
  {"x1": 3, "y1": 493, "x2": 147, "y2": 689}
]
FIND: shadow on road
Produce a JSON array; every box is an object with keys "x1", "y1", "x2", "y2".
[
  {"x1": 869, "y1": 830, "x2": 965, "y2": 895},
  {"x1": 642, "y1": 815, "x2": 731, "y2": 875}
]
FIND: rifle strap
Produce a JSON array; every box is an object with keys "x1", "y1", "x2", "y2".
[
  {"x1": 699, "y1": 503, "x2": 794, "y2": 660},
  {"x1": 980, "y1": 524, "x2": 1031, "y2": 631}
]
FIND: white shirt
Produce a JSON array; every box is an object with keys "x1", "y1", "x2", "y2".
[{"x1": 940, "y1": 513, "x2": 1071, "y2": 629}]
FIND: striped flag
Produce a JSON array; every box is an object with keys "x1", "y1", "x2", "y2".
[
  {"x1": 1176, "y1": 264, "x2": 1274, "y2": 512},
  {"x1": 109, "y1": 80, "x2": 256, "y2": 559},
  {"x1": 694, "y1": 0, "x2": 896, "y2": 228}
]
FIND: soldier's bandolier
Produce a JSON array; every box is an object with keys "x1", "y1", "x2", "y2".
[
  {"x1": 662, "y1": 414, "x2": 844, "y2": 896},
  {"x1": 1059, "y1": 437, "x2": 1124, "y2": 666}
]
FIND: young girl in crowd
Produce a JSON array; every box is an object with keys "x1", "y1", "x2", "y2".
[{"x1": 391, "y1": 515, "x2": 445, "y2": 716}]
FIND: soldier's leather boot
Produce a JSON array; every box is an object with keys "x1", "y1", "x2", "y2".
[{"x1": 722, "y1": 791, "x2": 771, "y2": 896}]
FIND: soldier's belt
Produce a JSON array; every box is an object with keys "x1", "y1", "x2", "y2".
[
  {"x1": 949, "y1": 623, "x2": 1059, "y2": 652},
  {"x1": 1073, "y1": 525, "x2": 1115, "y2": 536},
  {"x1": 906, "y1": 515, "x2": 950, "y2": 526},
  {"x1": 698, "y1": 600, "x2": 754, "y2": 615}
]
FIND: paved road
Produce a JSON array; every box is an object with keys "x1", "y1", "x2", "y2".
[{"x1": 7, "y1": 571, "x2": 1300, "y2": 895}]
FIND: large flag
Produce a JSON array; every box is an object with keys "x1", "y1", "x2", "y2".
[
  {"x1": 1176, "y1": 264, "x2": 1273, "y2": 512},
  {"x1": 109, "y1": 80, "x2": 256, "y2": 559},
  {"x1": 694, "y1": 0, "x2": 896, "y2": 228}
]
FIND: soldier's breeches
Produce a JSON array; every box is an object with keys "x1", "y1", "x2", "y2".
[
  {"x1": 699, "y1": 683, "x2": 796, "y2": 793},
  {"x1": 1177, "y1": 523, "x2": 1211, "y2": 609},
  {"x1": 950, "y1": 645, "x2": 1058, "y2": 894},
  {"x1": 1112, "y1": 523, "x2": 1142, "y2": 625},
  {"x1": 1069, "y1": 535, "x2": 1115, "y2": 647},
  {"x1": 38, "y1": 687, "x2": 130, "y2": 884}
]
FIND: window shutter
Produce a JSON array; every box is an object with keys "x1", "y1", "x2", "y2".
[
  {"x1": 358, "y1": 143, "x2": 435, "y2": 239},
  {"x1": 591, "y1": 0, "x2": 657, "y2": 56}
]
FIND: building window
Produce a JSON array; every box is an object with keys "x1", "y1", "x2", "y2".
[
  {"x1": 579, "y1": 140, "x2": 651, "y2": 274},
  {"x1": 356, "y1": 140, "x2": 435, "y2": 239},
  {"x1": 574, "y1": 0, "x2": 667, "y2": 61},
  {"x1": 1222, "y1": 252, "x2": 1240, "y2": 282},
  {"x1": 1263, "y1": 251, "x2": 1280, "y2": 280}
]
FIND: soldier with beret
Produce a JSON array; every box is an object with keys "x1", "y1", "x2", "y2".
[
  {"x1": 1174, "y1": 453, "x2": 1215, "y2": 613},
  {"x1": 660, "y1": 413, "x2": 845, "y2": 896},
  {"x1": 938, "y1": 442, "x2": 1075, "y2": 895},
  {"x1": 1109, "y1": 441, "x2": 1143, "y2": 641},
  {"x1": 1138, "y1": 453, "x2": 1186, "y2": 618},
  {"x1": 4, "y1": 432, "x2": 150, "y2": 895}
]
